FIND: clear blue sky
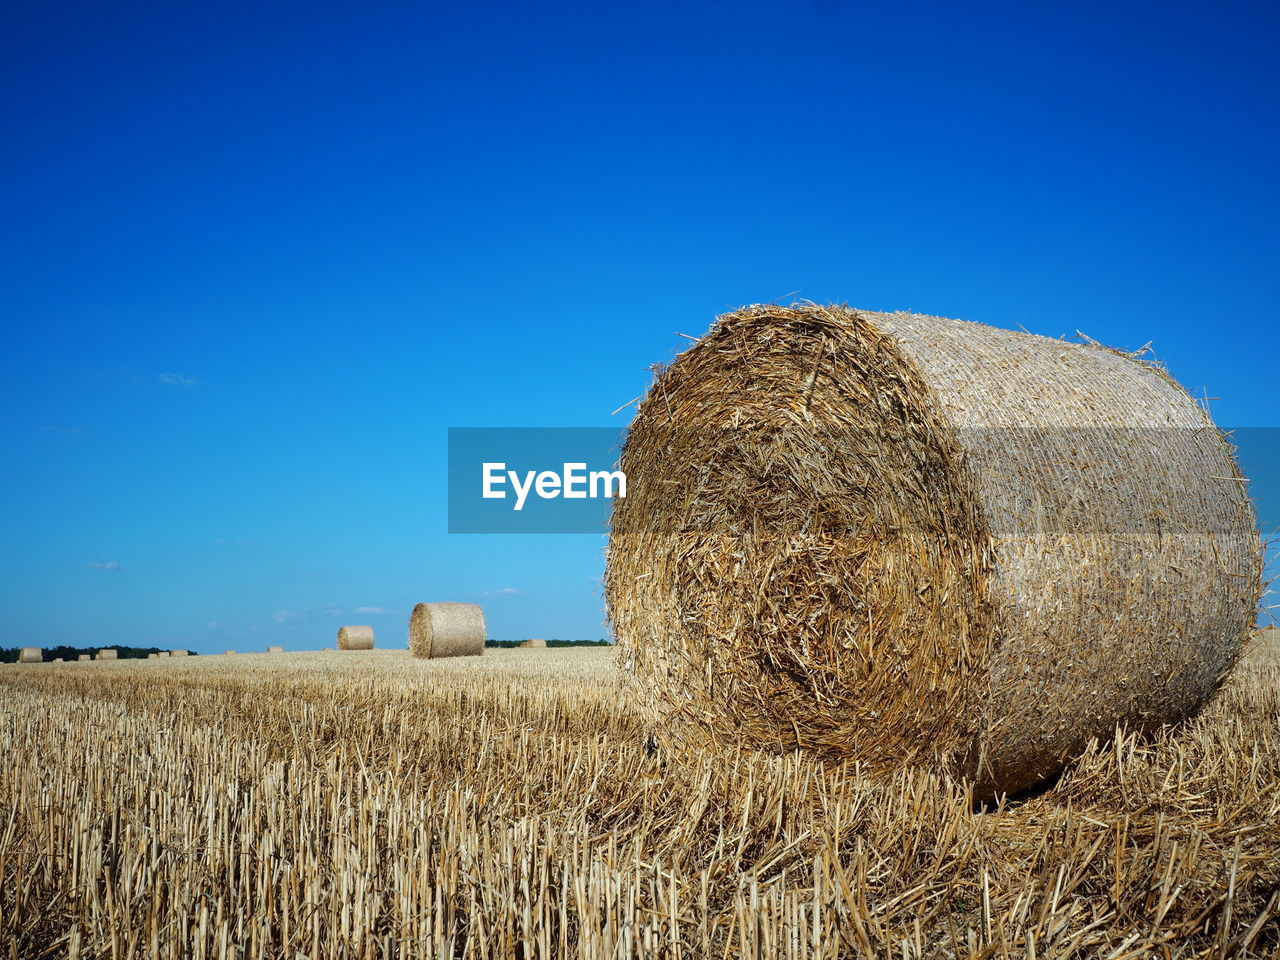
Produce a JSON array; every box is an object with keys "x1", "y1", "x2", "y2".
[{"x1": 2, "y1": 1, "x2": 1277, "y2": 652}]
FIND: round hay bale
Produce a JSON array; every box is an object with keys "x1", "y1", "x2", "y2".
[
  {"x1": 51, "y1": 658, "x2": 63, "y2": 663},
  {"x1": 606, "y1": 304, "x2": 1260, "y2": 797},
  {"x1": 18, "y1": 648, "x2": 43, "y2": 663},
  {"x1": 77, "y1": 654, "x2": 90, "y2": 662},
  {"x1": 519, "y1": 638, "x2": 547, "y2": 648},
  {"x1": 267, "y1": 645, "x2": 284, "y2": 654},
  {"x1": 224, "y1": 650, "x2": 236, "y2": 655},
  {"x1": 409, "y1": 603, "x2": 486, "y2": 659},
  {"x1": 96, "y1": 649, "x2": 118, "y2": 661},
  {"x1": 156, "y1": 651, "x2": 169, "y2": 658},
  {"x1": 337, "y1": 625, "x2": 375, "y2": 650},
  {"x1": 171, "y1": 650, "x2": 189, "y2": 657}
]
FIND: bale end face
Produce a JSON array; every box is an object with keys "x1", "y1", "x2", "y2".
[
  {"x1": 337, "y1": 625, "x2": 375, "y2": 650},
  {"x1": 409, "y1": 603, "x2": 486, "y2": 659}
]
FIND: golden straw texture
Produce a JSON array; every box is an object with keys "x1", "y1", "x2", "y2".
[
  {"x1": 337, "y1": 625, "x2": 375, "y2": 650},
  {"x1": 606, "y1": 304, "x2": 1260, "y2": 797},
  {"x1": 409, "y1": 603, "x2": 486, "y2": 659}
]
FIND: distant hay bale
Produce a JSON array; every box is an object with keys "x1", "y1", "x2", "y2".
[
  {"x1": 409, "y1": 603, "x2": 486, "y2": 659},
  {"x1": 96, "y1": 649, "x2": 118, "y2": 661},
  {"x1": 18, "y1": 648, "x2": 42, "y2": 663},
  {"x1": 156, "y1": 651, "x2": 169, "y2": 658},
  {"x1": 606, "y1": 304, "x2": 1261, "y2": 798},
  {"x1": 148, "y1": 653, "x2": 159, "y2": 659},
  {"x1": 171, "y1": 650, "x2": 189, "y2": 657},
  {"x1": 337, "y1": 625, "x2": 375, "y2": 650},
  {"x1": 77, "y1": 654, "x2": 90, "y2": 662},
  {"x1": 51, "y1": 658, "x2": 63, "y2": 663},
  {"x1": 267, "y1": 646, "x2": 284, "y2": 654},
  {"x1": 519, "y1": 638, "x2": 547, "y2": 648},
  {"x1": 224, "y1": 650, "x2": 236, "y2": 655}
]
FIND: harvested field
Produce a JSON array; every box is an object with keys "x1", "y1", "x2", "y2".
[{"x1": 1, "y1": 641, "x2": 1278, "y2": 958}]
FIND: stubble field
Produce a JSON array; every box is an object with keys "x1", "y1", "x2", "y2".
[{"x1": 1, "y1": 641, "x2": 1278, "y2": 959}]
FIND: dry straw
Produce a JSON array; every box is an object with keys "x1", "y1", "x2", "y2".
[
  {"x1": 520, "y1": 638, "x2": 548, "y2": 648},
  {"x1": 267, "y1": 646, "x2": 284, "y2": 654},
  {"x1": 337, "y1": 625, "x2": 375, "y2": 650},
  {"x1": 18, "y1": 648, "x2": 42, "y2": 663},
  {"x1": 606, "y1": 304, "x2": 1261, "y2": 797},
  {"x1": 409, "y1": 603, "x2": 486, "y2": 659},
  {"x1": 77, "y1": 655, "x2": 90, "y2": 662},
  {"x1": 171, "y1": 650, "x2": 189, "y2": 657},
  {"x1": 96, "y1": 649, "x2": 118, "y2": 661}
]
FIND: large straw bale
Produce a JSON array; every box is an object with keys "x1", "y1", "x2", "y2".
[
  {"x1": 606, "y1": 304, "x2": 1261, "y2": 797},
  {"x1": 224, "y1": 650, "x2": 236, "y2": 655},
  {"x1": 267, "y1": 646, "x2": 284, "y2": 654},
  {"x1": 171, "y1": 650, "x2": 189, "y2": 657},
  {"x1": 520, "y1": 638, "x2": 548, "y2": 648},
  {"x1": 409, "y1": 603, "x2": 485, "y2": 659},
  {"x1": 96, "y1": 649, "x2": 118, "y2": 661},
  {"x1": 337, "y1": 625, "x2": 375, "y2": 650},
  {"x1": 18, "y1": 648, "x2": 42, "y2": 663},
  {"x1": 77, "y1": 655, "x2": 90, "y2": 662}
]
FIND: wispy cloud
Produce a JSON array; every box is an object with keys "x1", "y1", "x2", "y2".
[
  {"x1": 87, "y1": 560, "x2": 120, "y2": 572},
  {"x1": 272, "y1": 610, "x2": 298, "y2": 624},
  {"x1": 158, "y1": 372, "x2": 196, "y2": 386},
  {"x1": 206, "y1": 622, "x2": 220, "y2": 629},
  {"x1": 481, "y1": 587, "x2": 525, "y2": 599},
  {"x1": 355, "y1": 606, "x2": 389, "y2": 614}
]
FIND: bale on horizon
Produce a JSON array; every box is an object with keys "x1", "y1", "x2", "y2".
[
  {"x1": 171, "y1": 650, "x2": 189, "y2": 657},
  {"x1": 337, "y1": 625, "x2": 375, "y2": 650},
  {"x1": 409, "y1": 603, "x2": 485, "y2": 659},
  {"x1": 96, "y1": 649, "x2": 118, "y2": 661},
  {"x1": 267, "y1": 646, "x2": 284, "y2": 654},
  {"x1": 519, "y1": 638, "x2": 547, "y2": 648},
  {"x1": 606, "y1": 303, "x2": 1260, "y2": 798},
  {"x1": 77, "y1": 654, "x2": 90, "y2": 662},
  {"x1": 224, "y1": 650, "x2": 236, "y2": 655},
  {"x1": 18, "y1": 648, "x2": 42, "y2": 663}
]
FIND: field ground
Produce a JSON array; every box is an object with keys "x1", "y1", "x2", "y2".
[{"x1": 1, "y1": 640, "x2": 1278, "y2": 958}]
